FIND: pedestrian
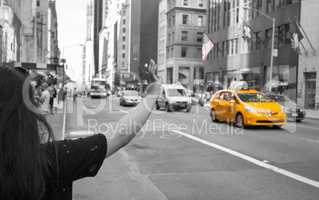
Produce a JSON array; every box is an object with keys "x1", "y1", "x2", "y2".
[
  {"x1": 73, "y1": 88, "x2": 77, "y2": 102},
  {"x1": 40, "y1": 82, "x2": 51, "y2": 114},
  {"x1": 0, "y1": 65, "x2": 161, "y2": 200},
  {"x1": 48, "y1": 84, "x2": 57, "y2": 114}
]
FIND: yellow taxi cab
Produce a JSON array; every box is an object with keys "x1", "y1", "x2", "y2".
[{"x1": 210, "y1": 89, "x2": 287, "y2": 128}]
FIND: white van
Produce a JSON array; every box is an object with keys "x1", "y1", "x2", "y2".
[{"x1": 156, "y1": 84, "x2": 192, "y2": 112}]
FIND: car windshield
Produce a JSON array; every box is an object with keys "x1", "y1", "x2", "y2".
[
  {"x1": 238, "y1": 93, "x2": 273, "y2": 102},
  {"x1": 123, "y1": 90, "x2": 139, "y2": 96},
  {"x1": 268, "y1": 95, "x2": 286, "y2": 103},
  {"x1": 167, "y1": 89, "x2": 186, "y2": 97}
]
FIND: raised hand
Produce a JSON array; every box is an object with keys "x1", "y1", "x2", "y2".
[{"x1": 145, "y1": 59, "x2": 161, "y2": 96}]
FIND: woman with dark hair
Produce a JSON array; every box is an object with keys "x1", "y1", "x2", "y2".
[{"x1": 0, "y1": 65, "x2": 161, "y2": 200}]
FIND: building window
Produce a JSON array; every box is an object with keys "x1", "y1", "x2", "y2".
[
  {"x1": 123, "y1": 19, "x2": 126, "y2": 24},
  {"x1": 234, "y1": 39, "x2": 238, "y2": 54},
  {"x1": 222, "y1": 41, "x2": 225, "y2": 57},
  {"x1": 168, "y1": 33, "x2": 171, "y2": 44},
  {"x1": 182, "y1": 15, "x2": 189, "y2": 25},
  {"x1": 37, "y1": 0, "x2": 40, "y2": 7},
  {"x1": 255, "y1": 32, "x2": 261, "y2": 50},
  {"x1": 183, "y1": 0, "x2": 188, "y2": 6},
  {"x1": 181, "y1": 31, "x2": 188, "y2": 41},
  {"x1": 265, "y1": 28, "x2": 272, "y2": 48},
  {"x1": 172, "y1": 31, "x2": 175, "y2": 43},
  {"x1": 197, "y1": 48, "x2": 202, "y2": 58},
  {"x1": 171, "y1": 0, "x2": 176, "y2": 7},
  {"x1": 198, "y1": 16, "x2": 204, "y2": 26},
  {"x1": 266, "y1": 0, "x2": 274, "y2": 13},
  {"x1": 122, "y1": 36, "x2": 126, "y2": 41},
  {"x1": 171, "y1": 47, "x2": 174, "y2": 57},
  {"x1": 122, "y1": 53, "x2": 125, "y2": 58},
  {"x1": 181, "y1": 47, "x2": 187, "y2": 57},
  {"x1": 122, "y1": 44, "x2": 125, "y2": 50},
  {"x1": 197, "y1": 32, "x2": 203, "y2": 43},
  {"x1": 122, "y1": 28, "x2": 126, "y2": 33},
  {"x1": 172, "y1": 15, "x2": 176, "y2": 26},
  {"x1": 198, "y1": 0, "x2": 204, "y2": 7},
  {"x1": 278, "y1": 23, "x2": 290, "y2": 45}
]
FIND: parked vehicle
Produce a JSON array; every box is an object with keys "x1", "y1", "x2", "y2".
[
  {"x1": 156, "y1": 84, "x2": 192, "y2": 112},
  {"x1": 89, "y1": 78, "x2": 110, "y2": 98},
  {"x1": 210, "y1": 89, "x2": 287, "y2": 128},
  {"x1": 265, "y1": 94, "x2": 306, "y2": 122},
  {"x1": 119, "y1": 90, "x2": 142, "y2": 106}
]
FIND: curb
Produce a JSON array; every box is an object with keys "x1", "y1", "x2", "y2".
[
  {"x1": 62, "y1": 99, "x2": 67, "y2": 140},
  {"x1": 306, "y1": 116, "x2": 319, "y2": 120}
]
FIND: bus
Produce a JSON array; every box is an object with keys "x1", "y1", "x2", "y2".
[{"x1": 89, "y1": 78, "x2": 110, "y2": 98}]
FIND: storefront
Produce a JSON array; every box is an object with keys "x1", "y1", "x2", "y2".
[{"x1": 304, "y1": 72, "x2": 317, "y2": 109}]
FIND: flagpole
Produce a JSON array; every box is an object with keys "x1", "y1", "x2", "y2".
[{"x1": 243, "y1": 6, "x2": 276, "y2": 92}]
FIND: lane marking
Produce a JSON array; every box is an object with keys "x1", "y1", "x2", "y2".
[
  {"x1": 120, "y1": 150, "x2": 169, "y2": 200},
  {"x1": 297, "y1": 123, "x2": 319, "y2": 131},
  {"x1": 172, "y1": 130, "x2": 319, "y2": 189}
]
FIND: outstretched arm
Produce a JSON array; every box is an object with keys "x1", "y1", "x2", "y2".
[{"x1": 106, "y1": 65, "x2": 160, "y2": 158}]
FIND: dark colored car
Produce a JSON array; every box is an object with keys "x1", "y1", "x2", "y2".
[{"x1": 266, "y1": 94, "x2": 306, "y2": 122}]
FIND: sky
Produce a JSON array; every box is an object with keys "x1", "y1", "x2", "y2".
[{"x1": 56, "y1": 0, "x2": 87, "y2": 83}]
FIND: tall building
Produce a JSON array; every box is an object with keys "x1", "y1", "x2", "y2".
[
  {"x1": 35, "y1": 0, "x2": 49, "y2": 68},
  {"x1": 0, "y1": 0, "x2": 22, "y2": 64},
  {"x1": 48, "y1": 0, "x2": 59, "y2": 65},
  {"x1": 206, "y1": 0, "x2": 300, "y2": 99},
  {"x1": 130, "y1": 0, "x2": 160, "y2": 82},
  {"x1": 20, "y1": 0, "x2": 38, "y2": 64},
  {"x1": 98, "y1": 0, "x2": 160, "y2": 88},
  {"x1": 159, "y1": 0, "x2": 207, "y2": 90},
  {"x1": 117, "y1": 0, "x2": 130, "y2": 75},
  {"x1": 157, "y1": 0, "x2": 167, "y2": 82},
  {"x1": 298, "y1": 0, "x2": 319, "y2": 110},
  {"x1": 93, "y1": 0, "x2": 103, "y2": 75},
  {"x1": 99, "y1": 0, "x2": 125, "y2": 89},
  {"x1": 0, "y1": 0, "x2": 59, "y2": 71},
  {"x1": 84, "y1": 0, "x2": 95, "y2": 86}
]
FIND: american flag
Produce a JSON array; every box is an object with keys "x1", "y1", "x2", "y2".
[{"x1": 202, "y1": 33, "x2": 214, "y2": 61}]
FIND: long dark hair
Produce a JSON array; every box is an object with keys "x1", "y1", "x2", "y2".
[{"x1": 0, "y1": 66, "x2": 55, "y2": 200}]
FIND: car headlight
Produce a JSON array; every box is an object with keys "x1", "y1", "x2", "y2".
[{"x1": 245, "y1": 105, "x2": 257, "y2": 114}]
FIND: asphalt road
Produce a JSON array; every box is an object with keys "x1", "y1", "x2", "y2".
[{"x1": 65, "y1": 96, "x2": 319, "y2": 200}]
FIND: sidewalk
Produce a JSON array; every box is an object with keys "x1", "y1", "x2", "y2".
[
  {"x1": 305, "y1": 109, "x2": 319, "y2": 120},
  {"x1": 46, "y1": 106, "x2": 65, "y2": 140}
]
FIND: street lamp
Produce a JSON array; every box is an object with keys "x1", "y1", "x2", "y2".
[{"x1": 243, "y1": 7, "x2": 276, "y2": 92}]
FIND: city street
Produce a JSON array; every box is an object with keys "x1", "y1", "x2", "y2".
[{"x1": 65, "y1": 96, "x2": 319, "y2": 200}]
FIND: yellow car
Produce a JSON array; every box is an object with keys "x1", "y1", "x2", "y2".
[{"x1": 210, "y1": 89, "x2": 287, "y2": 128}]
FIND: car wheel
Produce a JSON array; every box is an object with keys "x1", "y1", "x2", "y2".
[
  {"x1": 166, "y1": 103, "x2": 174, "y2": 112},
  {"x1": 235, "y1": 113, "x2": 245, "y2": 128},
  {"x1": 273, "y1": 125, "x2": 283, "y2": 129},
  {"x1": 186, "y1": 105, "x2": 192, "y2": 112},
  {"x1": 296, "y1": 119, "x2": 302, "y2": 123},
  {"x1": 210, "y1": 109, "x2": 218, "y2": 122}
]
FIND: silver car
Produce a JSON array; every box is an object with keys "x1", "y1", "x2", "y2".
[
  {"x1": 119, "y1": 90, "x2": 142, "y2": 106},
  {"x1": 266, "y1": 94, "x2": 306, "y2": 122}
]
